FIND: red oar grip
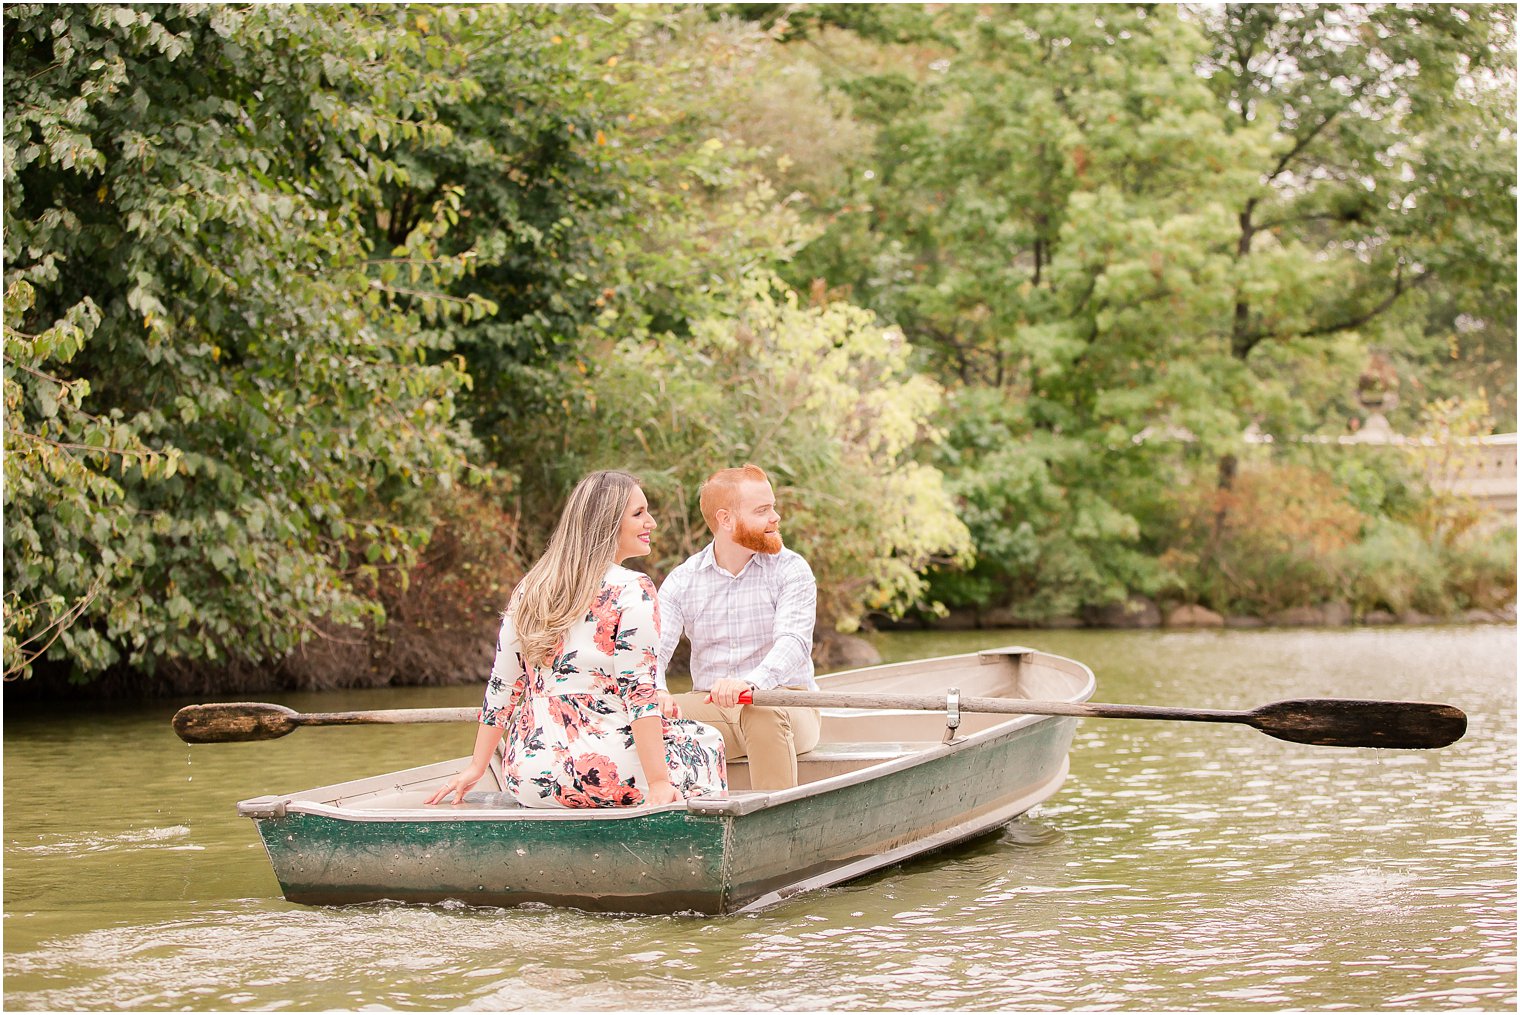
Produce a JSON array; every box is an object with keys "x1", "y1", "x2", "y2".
[{"x1": 737, "y1": 689, "x2": 754, "y2": 705}]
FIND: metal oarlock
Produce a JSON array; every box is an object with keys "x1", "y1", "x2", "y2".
[{"x1": 943, "y1": 687, "x2": 962, "y2": 743}]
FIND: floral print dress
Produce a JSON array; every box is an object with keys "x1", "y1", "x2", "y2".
[{"x1": 482, "y1": 565, "x2": 727, "y2": 808}]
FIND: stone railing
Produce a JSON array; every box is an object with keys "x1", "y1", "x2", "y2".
[
  {"x1": 1422, "y1": 433, "x2": 1517, "y2": 520},
  {"x1": 1242, "y1": 417, "x2": 1517, "y2": 525}
]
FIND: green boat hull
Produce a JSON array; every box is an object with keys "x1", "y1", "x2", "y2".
[{"x1": 259, "y1": 807, "x2": 732, "y2": 913}]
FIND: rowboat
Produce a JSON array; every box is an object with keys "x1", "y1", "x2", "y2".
[{"x1": 235, "y1": 645, "x2": 1093, "y2": 914}]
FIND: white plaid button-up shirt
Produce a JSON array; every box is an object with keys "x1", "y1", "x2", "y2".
[{"x1": 655, "y1": 544, "x2": 817, "y2": 692}]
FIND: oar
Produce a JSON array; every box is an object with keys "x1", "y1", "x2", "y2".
[
  {"x1": 173, "y1": 692, "x2": 1466, "y2": 750},
  {"x1": 172, "y1": 702, "x2": 476, "y2": 744},
  {"x1": 740, "y1": 689, "x2": 1466, "y2": 749}
]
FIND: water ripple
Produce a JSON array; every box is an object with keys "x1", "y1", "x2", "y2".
[{"x1": 11, "y1": 825, "x2": 202, "y2": 855}]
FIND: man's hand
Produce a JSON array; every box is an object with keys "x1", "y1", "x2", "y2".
[
  {"x1": 707, "y1": 677, "x2": 753, "y2": 709},
  {"x1": 656, "y1": 690, "x2": 682, "y2": 719}
]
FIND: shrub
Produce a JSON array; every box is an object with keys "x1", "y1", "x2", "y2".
[
  {"x1": 1438, "y1": 526, "x2": 1518, "y2": 612},
  {"x1": 1161, "y1": 461, "x2": 1365, "y2": 615},
  {"x1": 1342, "y1": 518, "x2": 1451, "y2": 616},
  {"x1": 140, "y1": 484, "x2": 529, "y2": 696},
  {"x1": 520, "y1": 273, "x2": 972, "y2": 631},
  {"x1": 923, "y1": 387, "x2": 1173, "y2": 622},
  {"x1": 3, "y1": 6, "x2": 485, "y2": 683}
]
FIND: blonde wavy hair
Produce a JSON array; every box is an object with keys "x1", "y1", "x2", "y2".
[{"x1": 512, "y1": 469, "x2": 642, "y2": 666}]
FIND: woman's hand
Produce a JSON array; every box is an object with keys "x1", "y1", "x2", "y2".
[
  {"x1": 426, "y1": 765, "x2": 488, "y2": 806},
  {"x1": 656, "y1": 690, "x2": 682, "y2": 719},
  {"x1": 643, "y1": 779, "x2": 680, "y2": 806}
]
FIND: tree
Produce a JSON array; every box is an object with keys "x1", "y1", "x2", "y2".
[
  {"x1": 1192, "y1": 3, "x2": 1517, "y2": 567},
  {"x1": 3, "y1": 5, "x2": 488, "y2": 682},
  {"x1": 362, "y1": 6, "x2": 815, "y2": 464},
  {"x1": 1201, "y1": 3, "x2": 1515, "y2": 384},
  {"x1": 788, "y1": 6, "x2": 1269, "y2": 616}
]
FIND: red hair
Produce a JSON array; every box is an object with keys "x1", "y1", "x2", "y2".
[{"x1": 698, "y1": 463, "x2": 769, "y2": 531}]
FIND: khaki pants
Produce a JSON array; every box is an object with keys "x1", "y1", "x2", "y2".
[{"x1": 672, "y1": 690, "x2": 821, "y2": 791}]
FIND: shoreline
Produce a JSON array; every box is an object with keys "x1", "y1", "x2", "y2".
[
  {"x1": 871, "y1": 600, "x2": 1519, "y2": 635},
  {"x1": 5, "y1": 609, "x2": 1513, "y2": 705}
]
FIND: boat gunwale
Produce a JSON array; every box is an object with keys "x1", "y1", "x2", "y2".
[{"x1": 236, "y1": 645, "x2": 1096, "y2": 824}]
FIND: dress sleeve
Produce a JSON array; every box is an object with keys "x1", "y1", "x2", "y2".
[
  {"x1": 617, "y1": 573, "x2": 662, "y2": 722},
  {"x1": 480, "y1": 612, "x2": 527, "y2": 728}
]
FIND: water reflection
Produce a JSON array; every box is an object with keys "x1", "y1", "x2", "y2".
[{"x1": 4, "y1": 626, "x2": 1515, "y2": 1010}]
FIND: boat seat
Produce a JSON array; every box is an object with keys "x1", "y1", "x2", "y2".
[
  {"x1": 790, "y1": 740, "x2": 939, "y2": 785},
  {"x1": 801, "y1": 741, "x2": 936, "y2": 762}
]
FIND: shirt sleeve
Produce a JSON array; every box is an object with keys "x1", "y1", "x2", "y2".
[
  {"x1": 654, "y1": 565, "x2": 688, "y2": 693},
  {"x1": 617, "y1": 573, "x2": 662, "y2": 722},
  {"x1": 744, "y1": 555, "x2": 817, "y2": 691},
  {"x1": 480, "y1": 612, "x2": 527, "y2": 728}
]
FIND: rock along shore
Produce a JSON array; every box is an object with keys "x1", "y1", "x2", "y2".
[{"x1": 874, "y1": 597, "x2": 1518, "y2": 635}]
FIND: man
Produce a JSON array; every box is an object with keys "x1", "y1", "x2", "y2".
[{"x1": 655, "y1": 463, "x2": 821, "y2": 791}]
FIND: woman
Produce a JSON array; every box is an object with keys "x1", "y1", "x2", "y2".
[{"x1": 427, "y1": 470, "x2": 726, "y2": 808}]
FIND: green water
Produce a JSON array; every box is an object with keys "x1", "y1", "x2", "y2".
[{"x1": 4, "y1": 626, "x2": 1515, "y2": 1011}]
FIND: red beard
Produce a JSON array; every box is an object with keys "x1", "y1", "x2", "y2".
[{"x1": 734, "y1": 519, "x2": 782, "y2": 555}]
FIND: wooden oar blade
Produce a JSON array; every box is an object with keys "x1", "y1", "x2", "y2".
[
  {"x1": 1249, "y1": 698, "x2": 1467, "y2": 749},
  {"x1": 172, "y1": 702, "x2": 300, "y2": 744}
]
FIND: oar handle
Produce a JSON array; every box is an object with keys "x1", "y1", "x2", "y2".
[
  {"x1": 737, "y1": 688, "x2": 1243, "y2": 722},
  {"x1": 294, "y1": 707, "x2": 478, "y2": 728}
]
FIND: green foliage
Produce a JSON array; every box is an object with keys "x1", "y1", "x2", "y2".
[
  {"x1": 1436, "y1": 526, "x2": 1519, "y2": 612},
  {"x1": 1199, "y1": 2, "x2": 1518, "y2": 428},
  {"x1": 362, "y1": 6, "x2": 643, "y2": 452},
  {"x1": 783, "y1": 3, "x2": 1515, "y2": 618},
  {"x1": 716, "y1": 3, "x2": 938, "y2": 45},
  {"x1": 368, "y1": 7, "x2": 815, "y2": 467},
  {"x1": 1157, "y1": 461, "x2": 1367, "y2": 615},
  {"x1": 926, "y1": 387, "x2": 1168, "y2": 620},
  {"x1": 526, "y1": 274, "x2": 972, "y2": 629},
  {"x1": 790, "y1": 5, "x2": 1272, "y2": 615},
  {"x1": 1343, "y1": 517, "x2": 1516, "y2": 616},
  {"x1": 1342, "y1": 518, "x2": 1452, "y2": 616},
  {"x1": 3, "y1": 5, "x2": 484, "y2": 680}
]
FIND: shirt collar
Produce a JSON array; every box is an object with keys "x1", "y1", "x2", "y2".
[{"x1": 694, "y1": 542, "x2": 775, "y2": 578}]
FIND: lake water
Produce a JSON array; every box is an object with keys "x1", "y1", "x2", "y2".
[{"x1": 4, "y1": 625, "x2": 1515, "y2": 1011}]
